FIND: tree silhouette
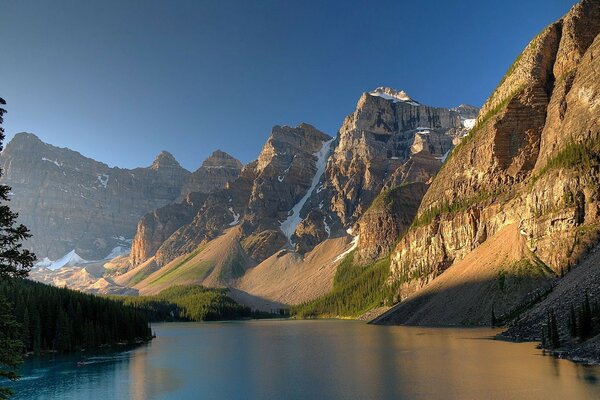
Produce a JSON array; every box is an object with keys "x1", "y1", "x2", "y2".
[{"x1": 0, "y1": 97, "x2": 36, "y2": 399}]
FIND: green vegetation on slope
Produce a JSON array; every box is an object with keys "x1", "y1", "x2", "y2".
[
  {"x1": 411, "y1": 189, "x2": 497, "y2": 229},
  {"x1": 292, "y1": 252, "x2": 395, "y2": 318},
  {"x1": 532, "y1": 136, "x2": 600, "y2": 184},
  {"x1": 116, "y1": 285, "x2": 282, "y2": 322},
  {"x1": 0, "y1": 279, "x2": 152, "y2": 354}
]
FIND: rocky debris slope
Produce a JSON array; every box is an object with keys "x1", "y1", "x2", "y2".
[
  {"x1": 378, "y1": 0, "x2": 600, "y2": 326},
  {"x1": 374, "y1": 224, "x2": 555, "y2": 326}
]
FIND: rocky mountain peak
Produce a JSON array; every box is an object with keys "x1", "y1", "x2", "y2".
[
  {"x1": 4, "y1": 132, "x2": 47, "y2": 154},
  {"x1": 151, "y1": 150, "x2": 182, "y2": 170},
  {"x1": 201, "y1": 150, "x2": 243, "y2": 169},
  {"x1": 451, "y1": 104, "x2": 479, "y2": 119},
  {"x1": 368, "y1": 87, "x2": 419, "y2": 104}
]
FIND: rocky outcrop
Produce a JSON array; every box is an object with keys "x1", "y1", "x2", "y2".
[
  {"x1": 0, "y1": 133, "x2": 192, "y2": 259},
  {"x1": 355, "y1": 182, "x2": 428, "y2": 264},
  {"x1": 289, "y1": 88, "x2": 477, "y2": 254},
  {"x1": 178, "y1": 150, "x2": 242, "y2": 200},
  {"x1": 129, "y1": 124, "x2": 334, "y2": 268},
  {"x1": 130, "y1": 192, "x2": 207, "y2": 266},
  {"x1": 381, "y1": 0, "x2": 600, "y2": 325}
]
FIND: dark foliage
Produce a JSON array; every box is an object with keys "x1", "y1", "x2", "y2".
[
  {"x1": 291, "y1": 252, "x2": 394, "y2": 318},
  {"x1": 0, "y1": 279, "x2": 152, "y2": 354},
  {"x1": 115, "y1": 285, "x2": 285, "y2": 322}
]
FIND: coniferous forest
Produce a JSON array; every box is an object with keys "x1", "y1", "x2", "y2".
[{"x1": 0, "y1": 279, "x2": 153, "y2": 354}]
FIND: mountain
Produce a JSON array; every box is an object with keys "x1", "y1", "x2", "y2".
[
  {"x1": 4, "y1": 88, "x2": 476, "y2": 305},
  {"x1": 178, "y1": 150, "x2": 243, "y2": 200},
  {"x1": 124, "y1": 91, "x2": 476, "y2": 305},
  {"x1": 0, "y1": 133, "x2": 242, "y2": 260},
  {"x1": 374, "y1": 0, "x2": 600, "y2": 330}
]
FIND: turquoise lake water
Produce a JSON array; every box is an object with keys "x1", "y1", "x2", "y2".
[{"x1": 8, "y1": 320, "x2": 600, "y2": 399}]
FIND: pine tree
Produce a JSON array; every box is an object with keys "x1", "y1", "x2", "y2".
[
  {"x1": 569, "y1": 304, "x2": 578, "y2": 338},
  {"x1": 491, "y1": 306, "x2": 497, "y2": 327},
  {"x1": 0, "y1": 97, "x2": 36, "y2": 399},
  {"x1": 578, "y1": 293, "x2": 593, "y2": 340},
  {"x1": 0, "y1": 296, "x2": 23, "y2": 400},
  {"x1": 0, "y1": 98, "x2": 35, "y2": 279},
  {"x1": 550, "y1": 311, "x2": 561, "y2": 349}
]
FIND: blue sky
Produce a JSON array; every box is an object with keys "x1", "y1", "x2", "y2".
[{"x1": 0, "y1": 0, "x2": 576, "y2": 170}]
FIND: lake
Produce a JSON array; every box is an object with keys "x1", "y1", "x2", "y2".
[{"x1": 8, "y1": 320, "x2": 600, "y2": 399}]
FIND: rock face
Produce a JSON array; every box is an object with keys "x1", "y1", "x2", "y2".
[
  {"x1": 0, "y1": 133, "x2": 190, "y2": 259},
  {"x1": 380, "y1": 0, "x2": 600, "y2": 326},
  {"x1": 129, "y1": 123, "x2": 334, "y2": 267},
  {"x1": 0, "y1": 133, "x2": 243, "y2": 260},
  {"x1": 292, "y1": 87, "x2": 476, "y2": 256},
  {"x1": 130, "y1": 90, "x2": 479, "y2": 271},
  {"x1": 178, "y1": 150, "x2": 242, "y2": 199},
  {"x1": 355, "y1": 182, "x2": 428, "y2": 264}
]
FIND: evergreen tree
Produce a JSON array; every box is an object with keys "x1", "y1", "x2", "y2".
[
  {"x1": 491, "y1": 306, "x2": 497, "y2": 327},
  {"x1": 569, "y1": 304, "x2": 578, "y2": 338},
  {"x1": 0, "y1": 97, "x2": 36, "y2": 399},
  {"x1": 0, "y1": 296, "x2": 23, "y2": 400},
  {"x1": 578, "y1": 293, "x2": 593, "y2": 340},
  {"x1": 550, "y1": 311, "x2": 561, "y2": 349}
]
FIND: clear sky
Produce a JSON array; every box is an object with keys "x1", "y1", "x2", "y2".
[{"x1": 0, "y1": 0, "x2": 577, "y2": 170}]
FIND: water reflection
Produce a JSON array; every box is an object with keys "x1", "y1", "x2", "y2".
[{"x1": 9, "y1": 321, "x2": 600, "y2": 400}]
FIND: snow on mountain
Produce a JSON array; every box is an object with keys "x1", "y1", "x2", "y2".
[
  {"x1": 280, "y1": 138, "x2": 335, "y2": 243},
  {"x1": 36, "y1": 250, "x2": 90, "y2": 270},
  {"x1": 368, "y1": 87, "x2": 420, "y2": 106},
  {"x1": 104, "y1": 246, "x2": 130, "y2": 259},
  {"x1": 462, "y1": 118, "x2": 476, "y2": 130}
]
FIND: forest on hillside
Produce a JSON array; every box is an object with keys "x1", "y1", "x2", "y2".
[{"x1": 0, "y1": 279, "x2": 153, "y2": 354}]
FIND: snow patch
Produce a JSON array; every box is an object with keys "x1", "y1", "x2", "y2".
[
  {"x1": 334, "y1": 234, "x2": 359, "y2": 262},
  {"x1": 228, "y1": 207, "x2": 240, "y2": 226},
  {"x1": 97, "y1": 173, "x2": 109, "y2": 188},
  {"x1": 368, "y1": 87, "x2": 420, "y2": 106},
  {"x1": 323, "y1": 217, "x2": 331, "y2": 237},
  {"x1": 435, "y1": 149, "x2": 452, "y2": 163},
  {"x1": 278, "y1": 175, "x2": 284, "y2": 182},
  {"x1": 34, "y1": 257, "x2": 53, "y2": 268},
  {"x1": 462, "y1": 118, "x2": 476, "y2": 130},
  {"x1": 42, "y1": 157, "x2": 62, "y2": 167},
  {"x1": 280, "y1": 138, "x2": 335, "y2": 243},
  {"x1": 105, "y1": 246, "x2": 130, "y2": 259},
  {"x1": 41, "y1": 250, "x2": 90, "y2": 271}
]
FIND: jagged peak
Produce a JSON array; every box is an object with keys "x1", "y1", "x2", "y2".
[
  {"x1": 10, "y1": 132, "x2": 42, "y2": 142},
  {"x1": 200, "y1": 150, "x2": 243, "y2": 170},
  {"x1": 368, "y1": 87, "x2": 420, "y2": 105},
  {"x1": 151, "y1": 150, "x2": 182, "y2": 170},
  {"x1": 270, "y1": 123, "x2": 331, "y2": 141}
]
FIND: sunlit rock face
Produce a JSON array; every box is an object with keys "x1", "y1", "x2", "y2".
[
  {"x1": 178, "y1": 150, "x2": 242, "y2": 200},
  {"x1": 292, "y1": 88, "x2": 476, "y2": 256},
  {"x1": 130, "y1": 123, "x2": 334, "y2": 267},
  {"x1": 381, "y1": 0, "x2": 600, "y2": 325}
]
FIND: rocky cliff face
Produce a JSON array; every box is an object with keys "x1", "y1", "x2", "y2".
[
  {"x1": 129, "y1": 92, "x2": 478, "y2": 272},
  {"x1": 178, "y1": 150, "x2": 242, "y2": 200},
  {"x1": 292, "y1": 87, "x2": 476, "y2": 257},
  {"x1": 129, "y1": 123, "x2": 334, "y2": 267},
  {"x1": 0, "y1": 133, "x2": 190, "y2": 259},
  {"x1": 0, "y1": 133, "x2": 243, "y2": 261},
  {"x1": 381, "y1": 0, "x2": 600, "y2": 325}
]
